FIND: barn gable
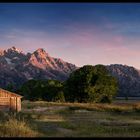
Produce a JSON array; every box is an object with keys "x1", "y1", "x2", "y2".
[{"x1": 0, "y1": 88, "x2": 23, "y2": 98}]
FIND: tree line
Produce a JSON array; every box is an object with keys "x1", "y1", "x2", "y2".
[{"x1": 7, "y1": 65, "x2": 118, "y2": 103}]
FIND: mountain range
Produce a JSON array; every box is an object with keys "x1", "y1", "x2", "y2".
[
  {"x1": 0, "y1": 47, "x2": 140, "y2": 97},
  {"x1": 0, "y1": 47, "x2": 77, "y2": 88},
  {"x1": 106, "y1": 64, "x2": 140, "y2": 97}
]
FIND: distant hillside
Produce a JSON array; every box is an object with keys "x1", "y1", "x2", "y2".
[{"x1": 107, "y1": 64, "x2": 140, "y2": 97}]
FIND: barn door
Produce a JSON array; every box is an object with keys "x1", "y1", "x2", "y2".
[{"x1": 10, "y1": 97, "x2": 17, "y2": 111}]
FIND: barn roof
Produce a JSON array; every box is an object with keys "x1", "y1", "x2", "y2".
[{"x1": 0, "y1": 88, "x2": 23, "y2": 98}]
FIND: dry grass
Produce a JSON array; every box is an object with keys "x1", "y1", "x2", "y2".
[
  {"x1": 20, "y1": 100, "x2": 140, "y2": 137},
  {"x1": 22, "y1": 100, "x2": 140, "y2": 113},
  {"x1": 0, "y1": 111, "x2": 42, "y2": 137},
  {"x1": 1, "y1": 100, "x2": 140, "y2": 137}
]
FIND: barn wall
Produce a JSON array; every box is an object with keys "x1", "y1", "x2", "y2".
[
  {"x1": 16, "y1": 98, "x2": 21, "y2": 112},
  {"x1": 10, "y1": 97, "x2": 17, "y2": 111},
  {"x1": 0, "y1": 97, "x2": 9, "y2": 111},
  {"x1": 0, "y1": 90, "x2": 19, "y2": 97},
  {"x1": 0, "y1": 97, "x2": 10, "y2": 105},
  {"x1": 0, "y1": 89, "x2": 22, "y2": 112}
]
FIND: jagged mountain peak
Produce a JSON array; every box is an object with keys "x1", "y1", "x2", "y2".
[
  {"x1": 0, "y1": 49, "x2": 4, "y2": 56},
  {"x1": 33, "y1": 48, "x2": 49, "y2": 59},
  {"x1": 0, "y1": 46, "x2": 77, "y2": 88},
  {"x1": 36, "y1": 48, "x2": 46, "y2": 53},
  {"x1": 7, "y1": 46, "x2": 23, "y2": 54},
  {"x1": 34, "y1": 48, "x2": 48, "y2": 55}
]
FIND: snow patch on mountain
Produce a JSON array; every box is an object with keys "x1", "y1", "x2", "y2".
[{"x1": 5, "y1": 57, "x2": 13, "y2": 65}]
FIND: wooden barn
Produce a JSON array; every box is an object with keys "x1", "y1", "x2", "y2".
[{"x1": 0, "y1": 88, "x2": 23, "y2": 112}]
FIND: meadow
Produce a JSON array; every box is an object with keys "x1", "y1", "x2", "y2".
[{"x1": 1, "y1": 99, "x2": 140, "y2": 137}]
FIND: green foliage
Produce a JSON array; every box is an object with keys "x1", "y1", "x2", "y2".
[
  {"x1": 18, "y1": 79, "x2": 65, "y2": 102},
  {"x1": 18, "y1": 80, "x2": 47, "y2": 101},
  {"x1": 53, "y1": 91, "x2": 65, "y2": 102},
  {"x1": 18, "y1": 64, "x2": 118, "y2": 103},
  {"x1": 64, "y1": 65, "x2": 118, "y2": 103},
  {"x1": 5, "y1": 83, "x2": 15, "y2": 92},
  {"x1": 43, "y1": 80, "x2": 65, "y2": 102}
]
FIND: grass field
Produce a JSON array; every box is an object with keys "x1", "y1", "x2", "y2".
[{"x1": 1, "y1": 99, "x2": 140, "y2": 137}]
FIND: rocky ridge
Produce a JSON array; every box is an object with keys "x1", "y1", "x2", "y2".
[{"x1": 0, "y1": 46, "x2": 77, "y2": 88}]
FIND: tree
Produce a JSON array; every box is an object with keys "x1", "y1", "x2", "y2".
[
  {"x1": 19, "y1": 79, "x2": 65, "y2": 102},
  {"x1": 19, "y1": 80, "x2": 47, "y2": 101},
  {"x1": 43, "y1": 80, "x2": 65, "y2": 102},
  {"x1": 64, "y1": 65, "x2": 118, "y2": 103}
]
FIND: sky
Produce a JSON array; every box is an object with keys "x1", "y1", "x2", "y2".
[{"x1": 0, "y1": 3, "x2": 140, "y2": 68}]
